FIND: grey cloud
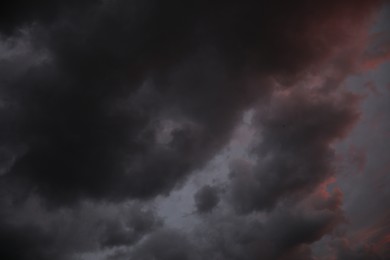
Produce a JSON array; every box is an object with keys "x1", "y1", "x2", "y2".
[
  {"x1": 194, "y1": 185, "x2": 220, "y2": 214},
  {"x1": 0, "y1": 1, "x2": 387, "y2": 260},
  {"x1": 229, "y1": 87, "x2": 361, "y2": 213},
  {"x1": 129, "y1": 229, "x2": 198, "y2": 260}
]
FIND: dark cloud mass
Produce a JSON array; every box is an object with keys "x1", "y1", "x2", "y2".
[
  {"x1": 229, "y1": 89, "x2": 361, "y2": 213},
  {"x1": 0, "y1": 0, "x2": 389, "y2": 259},
  {"x1": 0, "y1": 223, "x2": 54, "y2": 260},
  {"x1": 194, "y1": 185, "x2": 220, "y2": 213},
  {"x1": 0, "y1": 0, "x2": 380, "y2": 204}
]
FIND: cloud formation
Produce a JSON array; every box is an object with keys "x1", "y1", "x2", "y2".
[{"x1": 0, "y1": 0, "x2": 388, "y2": 259}]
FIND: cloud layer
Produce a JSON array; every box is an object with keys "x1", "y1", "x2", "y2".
[{"x1": 0, "y1": 0, "x2": 388, "y2": 259}]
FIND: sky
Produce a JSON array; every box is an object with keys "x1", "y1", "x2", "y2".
[{"x1": 0, "y1": 1, "x2": 389, "y2": 260}]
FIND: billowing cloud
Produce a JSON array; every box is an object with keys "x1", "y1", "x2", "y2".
[
  {"x1": 229, "y1": 87, "x2": 361, "y2": 213},
  {"x1": 0, "y1": 0, "x2": 388, "y2": 259},
  {"x1": 0, "y1": 0, "x2": 381, "y2": 205}
]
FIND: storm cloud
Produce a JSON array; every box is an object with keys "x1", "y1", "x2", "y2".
[{"x1": 0, "y1": 0, "x2": 389, "y2": 259}]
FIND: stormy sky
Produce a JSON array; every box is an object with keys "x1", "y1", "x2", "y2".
[{"x1": 0, "y1": 1, "x2": 389, "y2": 259}]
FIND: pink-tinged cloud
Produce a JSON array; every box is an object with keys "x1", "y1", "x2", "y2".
[{"x1": 361, "y1": 44, "x2": 390, "y2": 70}]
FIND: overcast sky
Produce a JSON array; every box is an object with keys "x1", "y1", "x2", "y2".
[{"x1": 0, "y1": 1, "x2": 389, "y2": 260}]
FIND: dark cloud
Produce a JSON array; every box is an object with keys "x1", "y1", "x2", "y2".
[
  {"x1": 0, "y1": 0, "x2": 387, "y2": 260},
  {"x1": 0, "y1": 0, "x2": 381, "y2": 206},
  {"x1": 0, "y1": 223, "x2": 56, "y2": 260},
  {"x1": 0, "y1": 0, "x2": 97, "y2": 34},
  {"x1": 194, "y1": 185, "x2": 220, "y2": 213},
  {"x1": 0, "y1": 0, "x2": 252, "y2": 205},
  {"x1": 0, "y1": 198, "x2": 162, "y2": 259},
  {"x1": 229, "y1": 88, "x2": 361, "y2": 213}
]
